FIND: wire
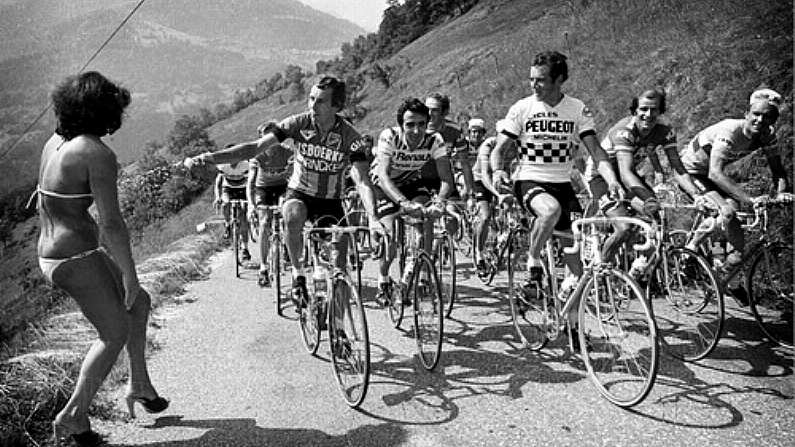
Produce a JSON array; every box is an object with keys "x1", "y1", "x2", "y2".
[{"x1": 0, "y1": 0, "x2": 148, "y2": 163}]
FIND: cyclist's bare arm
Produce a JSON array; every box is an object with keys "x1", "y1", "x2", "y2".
[
  {"x1": 246, "y1": 163, "x2": 258, "y2": 211},
  {"x1": 708, "y1": 142, "x2": 753, "y2": 205},
  {"x1": 456, "y1": 150, "x2": 475, "y2": 197},
  {"x1": 664, "y1": 145, "x2": 700, "y2": 197},
  {"x1": 375, "y1": 154, "x2": 410, "y2": 206},
  {"x1": 435, "y1": 156, "x2": 456, "y2": 200},
  {"x1": 214, "y1": 173, "x2": 223, "y2": 201},
  {"x1": 349, "y1": 160, "x2": 379, "y2": 220},
  {"x1": 199, "y1": 133, "x2": 281, "y2": 165},
  {"x1": 615, "y1": 151, "x2": 647, "y2": 191},
  {"x1": 479, "y1": 145, "x2": 502, "y2": 196},
  {"x1": 489, "y1": 133, "x2": 514, "y2": 175},
  {"x1": 583, "y1": 133, "x2": 620, "y2": 187},
  {"x1": 764, "y1": 147, "x2": 791, "y2": 193}
]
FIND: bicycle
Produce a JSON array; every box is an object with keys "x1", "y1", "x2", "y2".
[
  {"x1": 687, "y1": 198, "x2": 793, "y2": 348},
  {"x1": 375, "y1": 204, "x2": 446, "y2": 371},
  {"x1": 609, "y1": 197, "x2": 723, "y2": 361},
  {"x1": 226, "y1": 199, "x2": 249, "y2": 278},
  {"x1": 256, "y1": 204, "x2": 290, "y2": 316},
  {"x1": 509, "y1": 214, "x2": 659, "y2": 407},
  {"x1": 297, "y1": 223, "x2": 371, "y2": 407}
]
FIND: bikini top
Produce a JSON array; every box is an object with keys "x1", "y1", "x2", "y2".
[{"x1": 26, "y1": 186, "x2": 93, "y2": 209}]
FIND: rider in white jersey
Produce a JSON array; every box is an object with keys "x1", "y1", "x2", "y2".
[
  {"x1": 371, "y1": 98, "x2": 454, "y2": 305},
  {"x1": 491, "y1": 51, "x2": 622, "y2": 342},
  {"x1": 677, "y1": 88, "x2": 791, "y2": 282}
]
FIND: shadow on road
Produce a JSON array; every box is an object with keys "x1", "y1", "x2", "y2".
[{"x1": 115, "y1": 416, "x2": 407, "y2": 447}]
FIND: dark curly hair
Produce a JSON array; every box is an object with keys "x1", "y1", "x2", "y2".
[
  {"x1": 532, "y1": 51, "x2": 568, "y2": 83},
  {"x1": 315, "y1": 75, "x2": 347, "y2": 110},
  {"x1": 396, "y1": 98, "x2": 429, "y2": 126},
  {"x1": 51, "y1": 71, "x2": 131, "y2": 140}
]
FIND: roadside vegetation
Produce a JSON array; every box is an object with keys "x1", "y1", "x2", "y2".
[{"x1": 1, "y1": 0, "x2": 791, "y2": 445}]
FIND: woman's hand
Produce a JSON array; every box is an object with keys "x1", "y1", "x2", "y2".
[{"x1": 123, "y1": 276, "x2": 143, "y2": 310}]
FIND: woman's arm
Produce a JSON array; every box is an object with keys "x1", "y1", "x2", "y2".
[{"x1": 87, "y1": 141, "x2": 140, "y2": 309}]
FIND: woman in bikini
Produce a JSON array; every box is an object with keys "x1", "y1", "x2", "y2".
[{"x1": 36, "y1": 71, "x2": 167, "y2": 446}]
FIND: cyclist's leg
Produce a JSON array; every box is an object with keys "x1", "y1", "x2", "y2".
[
  {"x1": 521, "y1": 183, "x2": 562, "y2": 270},
  {"x1": 282, "y1": 190, "x2": 309, "y2": 278},
  {"x1": 589, "y1": 176, "x2": 630, "y2": 261},
  {"x1": 221, "y1": 188, "x2": 232, "y2": 234}
]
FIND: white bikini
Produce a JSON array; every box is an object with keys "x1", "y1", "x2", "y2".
[{"x1": 30, "y1": 186, "x2": 104, "y2": 282}]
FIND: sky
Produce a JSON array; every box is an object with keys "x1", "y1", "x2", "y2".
[{"x1": 297, "y1": 0, "x2": 390, "y2": 32}]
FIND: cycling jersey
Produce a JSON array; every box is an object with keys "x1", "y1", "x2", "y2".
[
  {"x1": 370, "y1": 127, "x2": 446, "y2": 186},
  {"x1": 217, "y1": 161, "x2": 249, "y2": 188},
  {"x1": 501, "y1": 94, "x2": 596, "y2": 183},
  {"x1": 251, "y1": 143, "x2": 293, "y2": 187},
  {"x1": 473, "y1": 137, "x2": 497, "y2": 182},
  {"x1": 429, "y1": 119, "x2": 467, "y2": 155},
  {"x1": 584, "y1": 116, "x2": 676, "y2": 180},
  {"x1": 680, "y1": 118, "x2": 777, "y2": 176},
  {"x1": 272, "y1": 112, "x2": 368, "y2": 199}
]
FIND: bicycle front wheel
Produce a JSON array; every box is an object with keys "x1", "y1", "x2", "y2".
[
  {"x1": 328, "y1": 274, "x2": 370, "y2": 407},
  {"x1": 579, "y1": 269, "x2": 658, "y2": 407},
  {"x1": 299, "y1": 291, "x2": 321, "y2": 355},
  {"x1": 436, "y1": 234, "x2": 457, "y2": 318},
  {"x1": 747, "y1": 243, "x2": 794, "y2": 348},
  {"x1": 649, "y1": 247, "x2": 723, "y2": 361},
  {"x1": 507, "y1": 235, "x2": 550, "y2": 351},
  {"x1": 412, "y1": 251, "x2": 444, "y2": 371},
  {"x1": 233, "y1": 219, "x2": 240, "y2": 278},
  {"x1": 270, "y1": 234, "x2": 285, "y2": 316}
]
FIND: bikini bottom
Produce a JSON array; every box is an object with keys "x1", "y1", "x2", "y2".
[{"x1": 38, "y1": 247, "x2": 106, "y2": 283}]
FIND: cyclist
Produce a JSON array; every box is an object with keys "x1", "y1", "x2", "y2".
[
  {"x1": 490, "y1": 51, "x2": 623, "y2": 314},
  {"x1": 584, "y1": 88, "x2": 701, "y2": 275},
  {"x1": 247, "y1": 120, "x2": 293, "y2": 286},
  {"x1": 372, "y1": 97, "x2": 455, "y2": 306},
  {"x1": 474, "y1": 119, "x2": 518, "y2": 274},
  {"x1": 214, "y1": 153, "x2": 251, "y2": 261},
  {"x1": 677, "y1": 88, "x2": 792, "y2": 286},
  {"x1": 185, "y1": 76, "x2": 376, "y2": 310},
  {"x1": 423, "y1": 92, "x2": 469, "y2": 237}
]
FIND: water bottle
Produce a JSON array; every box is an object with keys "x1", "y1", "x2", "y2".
[{"x1": 312, "y1": 266, "x2": 326, "y2": 297}]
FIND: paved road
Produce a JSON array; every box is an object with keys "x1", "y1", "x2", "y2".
[{"x1": 98, "y1": 241, "x2": 794, "y2": 446}]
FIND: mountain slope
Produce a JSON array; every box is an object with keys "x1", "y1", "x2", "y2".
[
  {"x1": 211, "y1": 0, "x2": 791, "y2": 157},
  {"x1": 0, "y1": 0, "x2": 365, "y2": 193}
]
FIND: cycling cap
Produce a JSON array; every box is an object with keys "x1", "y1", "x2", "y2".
[
  {"x1": 468, "y1": 118, "x2": 485, "y2": 130},
  {"x1": 749, "y1": 89, "x2": 783, "y2": 109},
  {"x1": 425, "y1": 97, "x2": 445, "y2": 110}
]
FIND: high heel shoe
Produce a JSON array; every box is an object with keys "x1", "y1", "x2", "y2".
[
  {"x1": 124, "y1": 394, "x2": 169, "y2": 418},
  {"x1": 52, "y1": 421, "x2": 104, "y2": 446}
]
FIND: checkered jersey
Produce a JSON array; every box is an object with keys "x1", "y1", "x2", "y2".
[
  {"x1": 585, "y1": 116, "x2": 676, "y2": 180},
  {"x1": 501, "y1": 94, "x2": 595, "y2": 183},
  {"x1": 370, "y1": 127, "x2": 446, "y2": 186},
  {"x1": 273, "y1": 112, "x2": 368, "y2": 199}
]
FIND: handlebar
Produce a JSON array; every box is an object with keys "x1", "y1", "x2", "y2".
[{"x1": 563, "y1": 216, "x2": 655, "y2": 255}]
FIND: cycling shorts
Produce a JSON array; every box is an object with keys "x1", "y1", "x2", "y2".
[
  {"x1": 514, "y1": 180, "x2": 582, "y2": 231},
  {"x1": 254, "y1": 184, "x2": 288, "y2": 207},
  {"x1": 373, "y1": 180, "x2": 431, "y2": 219},
  {"x1": 284, "y1": 188, "x2": 344, "y2": 226},
  {"x1": 221, "y1": 186, "x2": 246, "y2": 202},
  {"x1": 473, "y1": 181, "x2": 494, "y2": 202}
]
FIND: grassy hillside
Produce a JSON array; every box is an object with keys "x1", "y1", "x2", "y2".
[{"x1": 211, "y1": 0, "x2": 792, "y2": 171}]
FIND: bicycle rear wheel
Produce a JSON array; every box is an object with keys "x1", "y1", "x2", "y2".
[
  {"x1": 328, "y1": 274, "x2": 370, "y2": 407},
  {"x1": 747, "y1": 243, "x2": 794, "y2": 348},
  {"x1": 436, "y1": 234, "x2": 456, "y2": 318},
  {"x1": 579, "y1": 269, "x2": 658, "y2": 407},
  {"x1": 649, "y1": 247, "x2": 723, "y2": 361},
  {"x1": 507, "y1": 234, "x2": 550, "y2": 351},
  {"x1": 412, "y1": 251, "x2": 444, "y2": 371}
]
